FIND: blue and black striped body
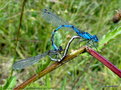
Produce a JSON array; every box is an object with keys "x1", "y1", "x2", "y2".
[{"x1": 42, "y1": 9, "x2": 98, "y2": 51}]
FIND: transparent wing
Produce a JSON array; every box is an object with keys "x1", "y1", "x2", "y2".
[
  {"x1": 41, "y1": 9, "x2": 83, "y2": 33},
  {"x1": 13, "y1": 52, "x2": 48, "y2": 70},
  {"x1": 41, "y1": 9, "x2": 69, "y2": 27}
]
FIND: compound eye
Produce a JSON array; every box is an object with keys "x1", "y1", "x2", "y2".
[
  {"x1": 93, "y1": 35, "x2": 98, "y2": 42},
  {"x1": 95, "y1": 36, "x2": 98, "y2": 42}
]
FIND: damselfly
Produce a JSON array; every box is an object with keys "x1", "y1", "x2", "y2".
[
  {"x1": 13, "y1": 49, "x2": 63, "y2": 70},
  {"x1": 42, "y1": 9, "x2": 99, "y2": 60}
]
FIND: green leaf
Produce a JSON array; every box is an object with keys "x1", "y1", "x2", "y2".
[
  {"x1": 99, "y1": 26, "x2": 121, "y2": 49},
  {"x1": 60, "y1": 77, "x2": 67, "y2": 90},
  {"x1": 3, "y1": 76, "x2": 17, "y2": 90}
]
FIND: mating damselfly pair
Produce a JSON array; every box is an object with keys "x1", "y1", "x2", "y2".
[{"x1": 13, "y1": 9, "x2": 98, "y2": 70}]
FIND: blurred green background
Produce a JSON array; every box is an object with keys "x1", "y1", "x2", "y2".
[{"x1": 0, "y1": 0, "x2": 121, "y2": 89}]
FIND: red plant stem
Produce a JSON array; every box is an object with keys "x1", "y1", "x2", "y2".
[
  {"x1": 14, "y1": 46, "x2": 121, "y2": 89},
  {"x1": 86, "y1": 47, "x2": 121, "y2": 78}
]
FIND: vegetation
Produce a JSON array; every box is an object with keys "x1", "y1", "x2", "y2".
[{"x1": 0, "y1": 0, "x2": 121, "y2": 89}]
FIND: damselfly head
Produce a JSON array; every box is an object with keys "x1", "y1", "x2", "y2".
[
  {"x1": 92, "y1": 35, "x2": 98, "y2": 42},
  {"x1": 43, "y1": 9, "x2": 50, "y2": 14},
  {"x1": 112, "y1": 10, "x2": 121, "y2": 23}
]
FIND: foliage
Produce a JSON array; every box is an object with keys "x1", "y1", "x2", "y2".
[{"x1": 0, "y1": 0, "x2": 121, "y2": 89}]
